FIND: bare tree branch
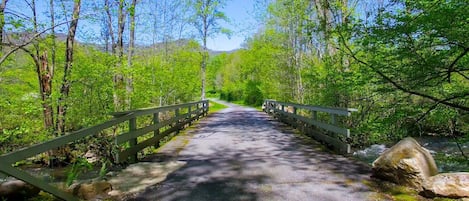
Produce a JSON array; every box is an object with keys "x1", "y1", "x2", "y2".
[
  {"x1": 0, "y1": 20, "x2": 70, "y2": 66},
  {"x1": 336, "y1": 31, "x2": 469, "y2": 112}
]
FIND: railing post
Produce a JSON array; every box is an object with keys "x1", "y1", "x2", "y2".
[
  {"x1": 266, "y1": 101, "x2": 269, "y2": 113},
  {"x1": 292, "y1": 107, "x2": 298, "y2": 128},
  {"x1": 175, "y1": 108, "x2": 180, "y2": 133},
  {"x1": 196, "y1": 103, "x2": 200, "y2": 120},
  {"x1": 188, "y1": 106, "x2": 192, "y2": 125},
  {"x1": 153, "y1": 112, "x2": 160, "y2": 148},
  {"x1": 330, "y1": 114, "x2": 337, "y2": 125},
  {"x1": 312, "y1": 111, "x2": 318, "y2": 120},
  {"x1": 129, "y1": 117, "x2": 137, "y2": 163},
  {"x1": 204, "y1": 100, "x2": 209, "y2": 116}
]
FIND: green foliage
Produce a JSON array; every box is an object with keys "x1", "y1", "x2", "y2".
[
  {"x1": 243, "y1": 81, "x2": 263, "y2": 106},
  {"x1": 1, "y1": 0, "x2": 467, "y2": 173},
  {"x1": 65, "y1": 158, "x2": 92, "y2": 187},
  {"x1": 208, "y1": 0, "x2": 469, "y2": 149},
  {"x1": 208, "y1": 100, "x2": 228, "y2": 113},
  {"x1": 0, "y1": 35, "x2": 203, "y2": 154},
  {"x1": 99, "y1": 160, "x2": 109, "y2": 179}
]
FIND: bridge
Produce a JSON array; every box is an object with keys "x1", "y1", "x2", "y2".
[{"x1": 0, "y1": 100, "x2": 376, "y2": 200}]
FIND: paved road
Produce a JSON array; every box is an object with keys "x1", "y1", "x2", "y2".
[{"x1": 126, "y1": 101, "x2": 376, "y2": 201}]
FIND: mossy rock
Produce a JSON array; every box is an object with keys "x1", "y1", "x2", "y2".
[{"x1": 372, "y1": 137, "x2": 438, "y2": 190}]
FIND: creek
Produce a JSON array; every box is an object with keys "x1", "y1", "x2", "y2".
[{"x1": 353, "y1": 137, "x2": 469, "y2": 172}]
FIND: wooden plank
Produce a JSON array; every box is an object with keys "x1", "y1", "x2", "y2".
[
  {"x1": 153, "y1": 112, "x2": 160, "y2": 148},
  {"x1": 114, "y1": 108, "x2": 203, "y2": 145},
  {"x1": 305, "y1": 126, "x2": 351, "y2": 154},
  {"x1": 116, "y1": 108, "x2": 204, "y2": 162},
  {"x1": 175, "y1": 108, "x2": 180, "y2": 134},
  {"x1": 275, "y1": 109, "x2": 350, "y2": 137},
  {"x1": 111, "y1": 101, "x2": 205, "y2": 117},
  {"x1": 115, "y1": 124, "x2": 159, "y2": 145},
  {"x1": 0, "y1": 163, "x2": 78, "y2": 201},
  {"x1": 117, "y1": 125, "x2": 181, "y2": 162},
  {"x1": 265, "y1": 100, "x2": 353, "y2": 154},
  {"x1": 128, "y1": 118, "x2": 137, "y2": 163},
  {"x1": 273, "y1": 101, "x2": 357, "y2": 116},
  {"x1": 188, "y1": 106, "x2": 192, "y2": 125},
  {"x1": 0, "y1": 100, "x2": 210, "y2": 200},
  {"x1": 0, "y1": 113, "x2": 133, "y2": 164}
]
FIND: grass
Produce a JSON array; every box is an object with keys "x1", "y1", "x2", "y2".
[
  {"x1": 364, "y1": 179, "x2": 421, "y2": 201},
  {"x1": 208, "y1": 100, "x2": 228, "y2": 113},
  {"x1": 228, "y1": 100, "x2": 263, "y2": 111},
  {"x1": 363, "y1": 179, "x2": 461, "y2": 201}
]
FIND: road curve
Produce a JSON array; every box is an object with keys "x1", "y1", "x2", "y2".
[{"x1": 126, "y1": 101, "x2": 376, "y2": 201}]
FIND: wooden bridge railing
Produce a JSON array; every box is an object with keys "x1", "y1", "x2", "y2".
[
  {"x1": 0, "y1": 100, "x2": 209, "y2": 201},
  {"x1": 263, "y1": 100, "x2": 357, "y2": 154}
]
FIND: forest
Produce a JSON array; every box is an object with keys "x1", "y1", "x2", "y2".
[{"x1": 0, "y1": 0, "x2": 468, "y2": 165}]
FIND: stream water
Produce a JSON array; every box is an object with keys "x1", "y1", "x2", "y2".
[{"x1": 353, "y1": 137, "x2": 469, "y2": 172}]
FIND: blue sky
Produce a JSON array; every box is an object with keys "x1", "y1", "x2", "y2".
[
  {"x1": 6, "y1": 0, "x2": 260, "y2": 52},
  {"x1": 206, "y1": 0, "x2": 259, "y2": 51}
]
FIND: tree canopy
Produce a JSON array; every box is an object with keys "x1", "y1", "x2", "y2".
[{"x1": 0, "y1": 0, "x2": 467, "y2": 155}]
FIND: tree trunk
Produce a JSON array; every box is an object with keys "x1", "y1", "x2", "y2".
[
  {"x1": 28, "y1": 0, "x2": 54, "y2": 131},
  {"x1": 126, "y1": 0, "x2": 136, "y2": 109},
  {"x1": 39, "y1": 51, "x2": 54, "y2": 130},
  {"x1": 0, "y1": 0, "x2": 7, "y2": 52},
  {"x1": 201, "y1": 14, "x2": 208, "y2": 100},
  {"x1": 201, "y1": 49, "x2": 207, "y2": 100},
  {"x1": 49, "y1": 0, "x2": 56, "y2": 81},
  {"x1": 117, "y1": 0, "x2": 125, "y2": 60},
  {"x1": 56, "y1": 0, "x2": 81, "y2": 134},
  {"x1": 104, "y1": 0, "x2": 116, "y2": 54},
  {"x1": 113, "y1": 0, "x2": 126, "y2": 111}
]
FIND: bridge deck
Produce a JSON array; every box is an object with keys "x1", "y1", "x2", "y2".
[{"x1": 119, "y1": 101, "x2": 375, "y2": 201}]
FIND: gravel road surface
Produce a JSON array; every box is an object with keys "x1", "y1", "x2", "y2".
[{"x1": 126, "y1": 101, "x2": 377, "y2": 201}]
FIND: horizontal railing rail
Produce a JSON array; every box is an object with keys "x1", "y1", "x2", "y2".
[
  {"x1": 0, "y1": 100, "x2": 209, "y2": 201},
  {"x1": 263, "y1": 99, "x2": 356, "y2": 154}
]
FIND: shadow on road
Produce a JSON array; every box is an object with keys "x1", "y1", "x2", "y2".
[{"x1": 125, "y1": 105, "x2": 374, "y2": 201}]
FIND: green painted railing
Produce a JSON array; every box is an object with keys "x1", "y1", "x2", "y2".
[
  {"x1": 0, "y1": 100, "x2": 209, "y2": 201},
  {"x1": 263, "y1": 100, "x2": 357, "y2": 154}
]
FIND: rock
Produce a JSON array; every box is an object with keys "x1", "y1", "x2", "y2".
[
  {"x1": 84, "y1": 150, "x2": 99, "y2": 164},
  {"x1": 68, "y1": 181, "x2": 112, "y2": 200},
  {"x1": 0, "y1": 179, "x2": 40, "y2": 200},
  {"x1": 421, "y1": 172, "x2": 469, "y2": 198},
  {"x1": 371, "y1": 137, "x2": 438, "y2": 190}
]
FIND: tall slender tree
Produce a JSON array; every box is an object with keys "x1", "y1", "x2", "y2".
[
  {"x1": 0, "y1": 0, "x2": 8, "y2": 52},
  {"x1": 112, "y1": 0, "x2": 128, "y2": 111},
  {"x1": 191, "y1": 0, "x2": 229, "y2": 100},
  {"x1": 17, "y1": 0, "x2": 56, "y2": 131},
  {"x1": 104, "y1": 0, "x2": 116, "y2": 54},
  {"x1": 56, "y1": 0, "x2": 82, "y2": 134},
  {"x1": 126, "y1": 0, "x2": 137, "y2": 109}
]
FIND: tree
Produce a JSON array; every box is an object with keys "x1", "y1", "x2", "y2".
[
  {"x1": 351, "y1": 0, "x2": 469, "y2": 112},
  {"x1": 15, "y1": 0, "x2": 56, "y2": 131},
  {"x1": 103, "y1": 0, "x2": 116, "y2": 54},
  {"x1": 190, "y1": 0, "x2": 229, "y2": 100},
  {"x1": 0, "y1": 0, "x2": 8, "y2": 52},
  {"x1": 126, "y1": 0, "x2": 137, "y2": 108},
  {"x1": 56, "y1": 0, "x2": 82, "y2": 134}
]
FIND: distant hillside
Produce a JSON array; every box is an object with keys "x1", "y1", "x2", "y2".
[
  {"x1": 135, "y1": 39, "x2": 237, "y2": 56},
  {"x1": 209, "y1": 49, "x2": 239, "y2": 56},
  {"x1": 3, "y1": 32, "x2": 238, "y2": 55},
  {"x1": 3, "y1": 32, "x2": 67, "y2": 45}
]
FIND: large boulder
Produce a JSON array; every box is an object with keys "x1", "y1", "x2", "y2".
[
  {"x1": 421, "y1": 173, "x2": 469, "y2": 198},
  {"x1": 68, "y1": 180, "x2": 112, "y2": 200},
  {"x1": 0, "y1": 179, "x2": 40, "y2": 200},
  {"x1": 372, "y1": 137, "x2": 438, "y2": 190}
]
